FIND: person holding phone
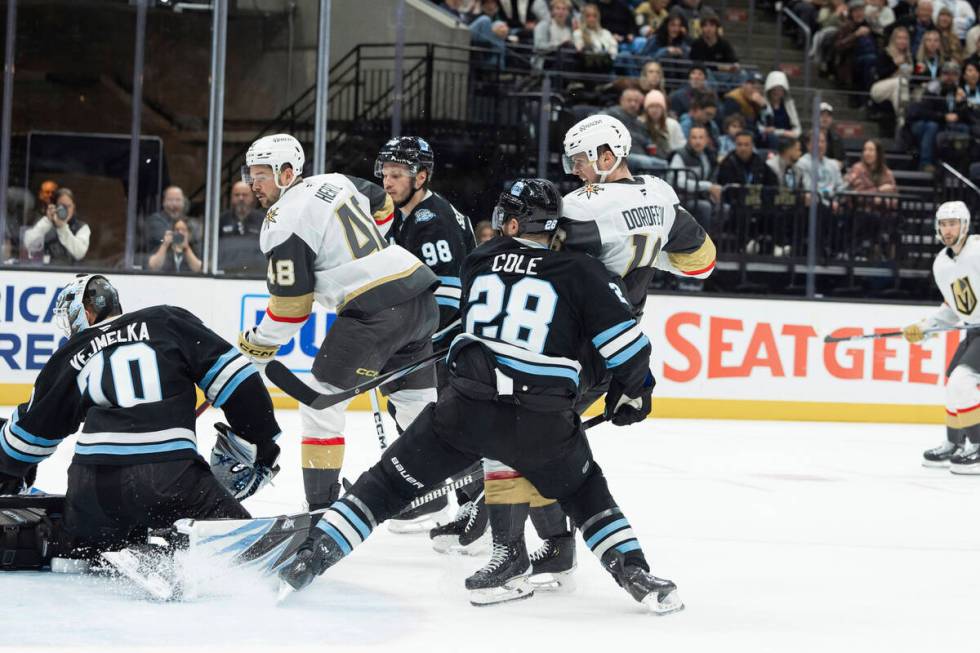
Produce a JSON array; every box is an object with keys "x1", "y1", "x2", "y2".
[
  {"x1": 147, "y1": 217, "x2": 203, "y2": 273},
  {"x1": 23, "y1": 187, "x2": 90, "y2": 265}
]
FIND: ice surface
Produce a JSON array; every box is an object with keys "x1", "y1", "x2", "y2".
[{"x1": 3, "y1": 408, "x2": 978, "y2": 653}]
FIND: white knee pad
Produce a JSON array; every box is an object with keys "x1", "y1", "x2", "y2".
[
  {"x1": 299, "y1": 378, "x2": 351, "y2": 438},
  {"x1": 483, "y1": 459, "x2": 517, "y2": 476},
  {"x1": 946, "y1": 364, "x2": 980, "y2": 413},
  {"x1": 387, "y1": 387, "x2": 437, "y2": 432}
]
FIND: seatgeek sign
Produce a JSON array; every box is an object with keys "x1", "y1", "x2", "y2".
[{"x1": 0, "y1": 270, "x2": 951, "y2": 421}]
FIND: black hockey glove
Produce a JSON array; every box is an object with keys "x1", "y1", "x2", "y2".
[
  {"x1": 604, "y1": 372, "x2": 654, "y2": 427},
  {"x1": 210, "y1": 423, "x2": 281, "y2": 500}
]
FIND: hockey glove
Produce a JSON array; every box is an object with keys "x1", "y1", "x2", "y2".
[
  {"x1": 0, "y1": 465, "x2": 36, "y2": 495},
  {"x1": 604, "y1": 372, "x2": 654, "y2": 427},
  {"x1": 210, "y1": 423, "x2": 281, "y2": 500},
  {"x1": 902, "y1": 323, "x2": 926, "y2": 343},
  {"x1": 238, "y1": 328, "x2": 279, "y2": 365}
]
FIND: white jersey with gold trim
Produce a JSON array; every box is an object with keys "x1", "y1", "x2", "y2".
[
  {"x1": 930, "y1": 235, "x2": 980, "y2": 327},
  {"x1": 253, "y1": 173, "x2": 436, "y2": 346}
]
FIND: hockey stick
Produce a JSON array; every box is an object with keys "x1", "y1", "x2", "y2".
[
  {"x1": 368, "y1": 388, "x2": 388, "y2": 449},
  {"x1": 823, "y1": 324, "x2": 980, "y2": 343},
  {"x1": 392, "y1": 413, "x2": 610, "y2": 517},
  {"x1": 195, "y1": 401, "x2": 211, "y2": 417},
  {"x1": 264, "y1": 350, "x2": 446, "y2": 410}
]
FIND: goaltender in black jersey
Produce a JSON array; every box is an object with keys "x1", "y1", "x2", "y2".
[{"x1": 0, "y1": 274, "x2": 282, "y2": 553}]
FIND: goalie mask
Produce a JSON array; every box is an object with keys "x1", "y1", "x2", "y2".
[{"x1": 54, "y1": 274, "x2": 122, "y2": 337}]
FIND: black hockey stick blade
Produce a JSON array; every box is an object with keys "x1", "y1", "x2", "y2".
[
  {"x1": 265, "y1": 349, "x2": 447, "y2": 410},
  {"x1": 582, "y1": 414, "x2": 608, "y2": 430}
]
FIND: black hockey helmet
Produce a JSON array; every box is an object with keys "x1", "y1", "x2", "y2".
[
  {"x1": 374, "y1": 136, "x2": 435, "y2": 179},
  {"x1": 491, "y1": 178, "x2": 562, "y2": 236},
  {"x1": 54, "y1": 273, "x2": 122, "y2": 336}
]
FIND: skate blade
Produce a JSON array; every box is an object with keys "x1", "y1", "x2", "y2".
[
  {"x1": 434, "y1": 531, "x2": 490, "y2": 556},
  {"x1": 642, "y1": 589, "x2": 685, "y2": 616},
  {"x1": 528, "y1": 567, "x2": 577, "y2": 593},
  {"x1": 101, "y1": 550, "x2": 175, "y2": 601},
  {"x1": 468, "y1": 576, "x2": 534, "y2": 606},
  {"x1": 276, "y1": 579, "x2": 296, "y2": 605},
  {"x1": 922, "y1": 460, "x2": 951, "y2": 468},
  {"x1": 389, "y1": 510, "x2": 447, "y2": 535},
  {"x1": 949, "y1": 464, "x2": 980, "y2": 475}
]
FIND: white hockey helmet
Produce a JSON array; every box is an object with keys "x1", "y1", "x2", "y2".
[
  {"x1": 562, "y1": 114, "x2": 631, "y2": 182},
  {"x1": 935, "y1": 200, "x2": 970, "y2": 247},
  {"x1": 242, "y1": 134, "x2": 305, "y2": 189}
]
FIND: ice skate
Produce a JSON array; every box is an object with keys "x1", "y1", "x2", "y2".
[
  {"x1": 528, "y1": 533, "x2": 576, "y2": 592},
  {"x1": 430, "y1": 491, "x2": 488, "y2": 555},
  {"x1": 602, "y1": 551, "x2": 683, "y2": 616},
  {"x1": 950, "y1": 441, "x2": 980, "y2": 474},
  {"x1": 465, "y1": 539, "x2": 533, "y2": 606},
  {"x1": 923, "y1": 440, "x2": 960, "y2": 467},
  {"x1": 277, "y1": 527, "x2": 347, "y2": 594}
]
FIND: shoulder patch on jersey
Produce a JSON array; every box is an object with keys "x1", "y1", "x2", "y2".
[
  {"x1": 265, "y1": 207, "x2": 279, "y2": 224},
  {"x1": 415, "y1": 208, "x2": 436, "y2": 223},
  {"x1": 575, "y1": 184, "x2": 604, "y2": 199}
]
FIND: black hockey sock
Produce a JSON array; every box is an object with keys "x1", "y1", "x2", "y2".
[
  {"x1": 487, "y1": 501, "x2": 530, "y2": 543},
  {"x1": 964, "y1": 424, "x2": 980, "y2": 445},
  {"x1": 529, "y1": 502, "x2": 571, "y2": 540},
  {"x1": 948, "y1": 427, "x2": 967, "y2": 446},
  {"x1": 304, "y1": 469, "x2": 341, "y2": 511}
]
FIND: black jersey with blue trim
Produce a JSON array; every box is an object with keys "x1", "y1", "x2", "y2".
[
  {"x1": 0, "y1": 305, "x2": 279, "y2": 474},
  {"x1": 388, "y1": 191, "x2": 476, "y2": 344},
  {"x1": 452, "y1": 236, "x2": 651, "y2": 402}
]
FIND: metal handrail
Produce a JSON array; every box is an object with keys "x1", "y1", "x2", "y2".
[{"x1": 780, "y1": 7, "x2": 812, "y2": 107}]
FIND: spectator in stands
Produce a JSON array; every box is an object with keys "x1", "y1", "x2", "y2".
[
  {"x1": 962, "y1": 60, "x2": 980, "y2": 107},
  {"x1": 679, "y1": 90, "x2": 721, "y2": 146},
  {"x1": 817, "y1": 102, "x2": 847, "y2": 162},
  {"x1": 717, "y1": 130, "x2": 779, "y2": 190},
  {"x1": 635, "y1": 0, "x2": 669, "y2": 34},
  {"x1": 533, "y1": 0, "x2": 575, "y2": 54},
  {"x1": 907, "y1": 60, "x2": 971, "y2": 171},
  {"x1": 439, "y1": 0, "x2": 473, "y2": 22},
  {"x1": 914, "y1": 29, "x2": 947, "y2": 86},
  {"x1": 893, "y1": 0, "x2": 935, "y2": 55},
  {"x1": 674, "y1": 0, "x2": 706, "y2": 39},
  {"x1": 603, "y1": 87, "x2": 670, "y2": 170},
  {"x1": 639, "y1": 61, "x2": 666, "y2": 93},
  {"x1": 767, "y1": 137, "x2": 804, "y2": 189},
  {"x1": 669, "y1": 64, "x2": 709, "y2": 116},
  {"x1": 795, "y1": 130, "x2": 845, "y2": 206},
  {"x1": 717, "y1": 113, "x2": 746, "y2": 160},
  {"x1": 844, "y1": 138, "x2": 898, "y2": 193},
  {"x1": 722, "y1": 71, "x2": 766, "y2": 132},
  {"x1": 574, "y1": 3, "x2": 619, "y2": 58},
  {"x1": 33, "y1": 179, "x2": 57, "y2": 221},
  {"x1": 145, "y1": 185, "x2": 189, "y2": 255},
  {"x1": 811, "y1": 0, "x2": 848, "y2": 72},
  {"x1": 935, "y1": 7, "x2": 964, "y2": 63},
  {"x1": 965, "y1": 25, "x2": 980, "y2": 60},
  {"x1": 669, "y1": 124, "x2": 721, "y2": 228},
  {"x1": 643, "y1": 10, "x2": 691, "y2": 61},
  {"x1": 23, "y1": 187, "x2": 90, "y2": 266},
  {"x1": 871, "y1": 26, "x2": 914, "y2": 116},
  {"x1": 689, "y1": 10, "x2": 739, "y2": 72},
  {"x1": 759, "y1": 71, "x2": 802, "y2": 149},
  {"x1": 470, "y1": 0, "x2": 515, "y2": 67},
  {"x1": 865, "y1": 0, "x2": 895, "y2": 35},
  {"x1": 835, "y1": 0, "x2": 880, "y2": 92},
  {"x1": 498, "y1": 0, "x2": 540, "y2": 31},
  {"x1": 147, "y1": 217, "x2": 203, "y2": 274},
  {"x1": 218, "y1": 181, "x2": 266, "y2": 274},
  {"x1": 932, "y1": 0, "x2": 975, "y2": 40},
  {"x1": 474, "y1": 220, "x2": 495, "y2": 244},
  {"x1": 595, "y1": 0, "x2": 636, "y2": 41},
  {"x1": 642, "y1": 89, "x2": 687, "y2": 158}
]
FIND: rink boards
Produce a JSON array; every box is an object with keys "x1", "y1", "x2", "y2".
[{"x1": 0, "y1": 269, "x2": 951, "y2": 423}]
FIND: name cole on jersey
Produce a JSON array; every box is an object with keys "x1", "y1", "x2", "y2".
[
  {"x1": 253, "y1": 174, "x2": 436, "y2": 348},
  {"x1": 450, "y1": 237, "x2": 650, "y2": 410},
  {"x1": 561, "y1": 175, "x2": 716, "y2": 312}
]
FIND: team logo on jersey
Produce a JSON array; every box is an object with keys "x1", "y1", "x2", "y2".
[
  {"x1": 414, "y1": 208, "x2": 436, "y2": 224},
  {"x1": 265, "y1": 207, "x2": 279, "y2": 224},
  {"x1": 575, "y1": 183, "x2": 603, "y2": 199},
  {"x1": 952, "y1": 277, "x2": 977, "y2": 315}
]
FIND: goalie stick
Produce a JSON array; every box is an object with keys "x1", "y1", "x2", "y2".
[
  {"x1": 823, "y1": 323, "x2": 980, "y2": 343},
  {"x1": 264, "y1": 350, "x2": 446, "y2": 410}
]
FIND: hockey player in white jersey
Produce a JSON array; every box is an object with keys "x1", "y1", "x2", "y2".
[
  {"x1": 903, "y1": 200, "x2": 980, "y2": 474},
  {"x1": 460, "y1": 115, "x2": 718, "y2": 594},
  {"x1": 237, "y1": 134, "x2": 440, "y2": 510}
]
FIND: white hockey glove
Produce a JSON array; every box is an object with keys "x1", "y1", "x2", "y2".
[
  {"x1": 210, "y1": 423, "x2": 280, "y2": 500},
  {"x1": 238, "y1": 327, "x2": 278, "y2": 366}
]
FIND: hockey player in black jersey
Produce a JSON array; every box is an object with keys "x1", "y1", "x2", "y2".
[
  {"x1": 278, "y1": 179, "x2": 683, "y2": 614},
  {"x1": 0, "y1": 274, "x2": 281, "y2": 554},
  {"x1": 374, "y1": 136, "x2": 485, "y2": 541}
]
